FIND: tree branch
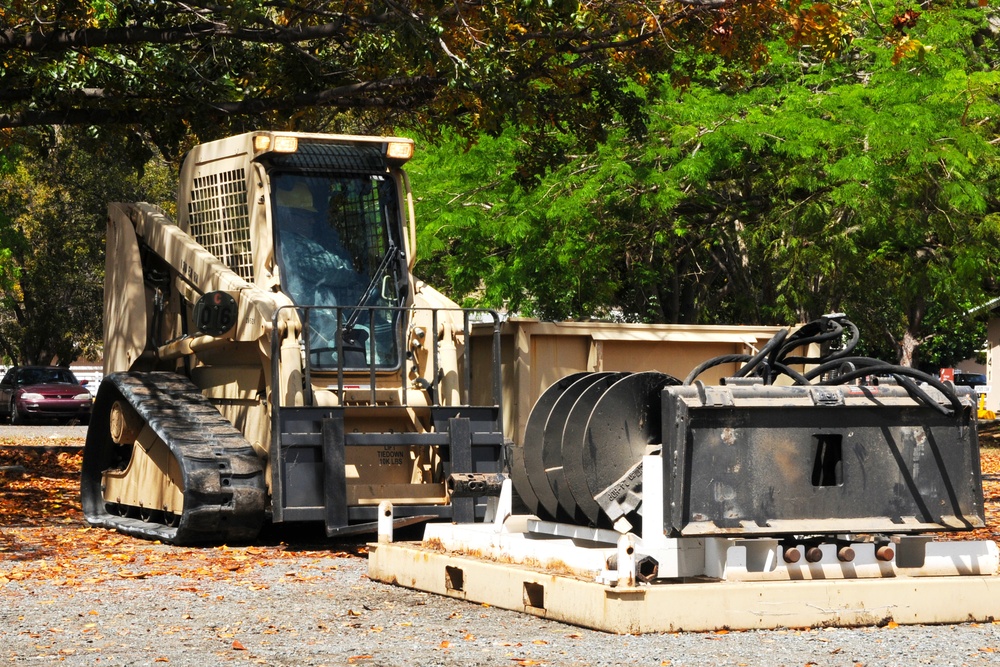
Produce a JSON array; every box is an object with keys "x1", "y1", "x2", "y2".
[
  {"x1": 0, "y1": 76, "x2": 445, "y2": 128},
  {"x1": 0, "y1": 21, "x2": 364, "y2": 52}
]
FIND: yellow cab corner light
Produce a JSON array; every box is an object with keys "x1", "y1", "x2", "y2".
[
  {"x1": 273, "y1": 136, "x2": 298, "y2": 153},
  {"x1": 385, "y1": 141, "x2": 414, "y2": 163},
  {"x1": 253, "y1": 134, "x2": 271, "y2": 152},
  {"x1": 254, "y1": 134, "x2": 298, "y2": 154}
]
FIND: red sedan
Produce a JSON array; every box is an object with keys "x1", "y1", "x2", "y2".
[{"x1": 0, "y1": 366, "x2": 93, "y2": 425}]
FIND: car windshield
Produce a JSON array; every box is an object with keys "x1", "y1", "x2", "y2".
[
  {"x1": 272, "y1": 172, "x2": 404, "y2": 370},
  {"x1": 18, "y1": 368, "x2": 78, "y2": 385}
]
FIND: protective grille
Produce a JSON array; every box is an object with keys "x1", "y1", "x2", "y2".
[
  {"x1": 187, "y1": 168, "x2": 254, "y2": 281},
  {"x1": 332, "y1": 179, "x2": 389, "y2": 273},
  {"x1": 264, "y1": 143, "x2": 386, "y2": 173}
]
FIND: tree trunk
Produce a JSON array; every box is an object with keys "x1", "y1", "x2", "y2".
[{"x1": 898, "y1": 328, "x2": 920, "y2": 368}]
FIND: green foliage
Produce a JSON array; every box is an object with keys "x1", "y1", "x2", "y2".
[
  {"x1": 0, "y1": 0, "x2": 785, "y2": 158},
  {"x1": 0, "y1": 0, "x2": 996, "y2": 369},
  {"x1": 0, "y1": 128, "x2": 174, "y2": 365},
  {"x1": 917, "y1": 309, "x2": 987, "y2": 372},
  {"x1": 412, "y1": 0, "x2": 1000, "y2": 365}
]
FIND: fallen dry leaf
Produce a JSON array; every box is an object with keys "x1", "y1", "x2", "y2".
[
  {"x1": 117, "y1": 570, "x2": 152, "y2": 579},
  {"x1": 0, "y1": 442, "x2": 366, "y2": 589},
  {"x1": 232, "y1": 640, "x2": 246, "y2": 651},
  {"x1": 2, "y1": 438, "x2": 1000, "y2": 602}
]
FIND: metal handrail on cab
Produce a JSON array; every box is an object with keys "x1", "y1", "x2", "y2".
[{"x1": 269, "y1": 304, "x2": 503, "y2": 411}]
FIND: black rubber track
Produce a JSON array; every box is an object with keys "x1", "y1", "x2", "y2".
[{"x1": 81, "y1": 372, "x2": 268, "y2": 545}]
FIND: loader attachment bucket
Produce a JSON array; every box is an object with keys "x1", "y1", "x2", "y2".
[{"x1": 661, "y1": 383, "x2": 984, "y2": 536}]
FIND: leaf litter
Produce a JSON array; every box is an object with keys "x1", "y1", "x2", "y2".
[
  {"x1": 0, "y1": 441, "x2": 365, "y2": 588},
  {"x1": 4, "y1": 436, "x2": 1000, "y2": 585},
  {"x1": 2, "y1": 436, "x2": 1000, "y2": 666}
]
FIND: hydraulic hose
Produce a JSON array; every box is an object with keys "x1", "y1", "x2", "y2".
[{"x1": 681, "y1": 315, "x2": 964, "y2": 417}]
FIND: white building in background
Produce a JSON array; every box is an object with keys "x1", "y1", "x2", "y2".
[
  {"x1": 982, "y1": 317, "x2": 1000, "y2": 415},
  {"x1": 964, "y1": 297, "x2": 1000, "y2": 415},
  {"x1": 71, "y1": 364, "x2": 104, "y2": 395}
]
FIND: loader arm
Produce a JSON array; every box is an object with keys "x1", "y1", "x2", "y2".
[{"x1": 104, "y1": 201, "x2": 294, "y2": 374}]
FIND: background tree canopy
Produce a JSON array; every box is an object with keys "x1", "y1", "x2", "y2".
[
  {"x1": 0, "y1": 0, "x2": 786, "y2": 157},
  {"x1": 409, "y1": 0, "x2": 1000, "y2": 369},
  {"x1": 0, "y1": 128, "x2": 173, "y2": 365},
  {"x1": 0, "y1": 0, "x2": 998, "y2": 369}
]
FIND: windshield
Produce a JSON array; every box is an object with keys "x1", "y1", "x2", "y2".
[
  {"x1": 954, "y1": 373, "x2": 987, "y2": 386},
  {"x1": 272, "y1": 172, "x2": 405, "y2": 369},
  {"x1": 18, "y1": 368, "x2": 79, "y2": 385}
]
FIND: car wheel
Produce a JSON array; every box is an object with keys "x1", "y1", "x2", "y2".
[{"x1": 11, "y1": 402, "x2": 26, "y2": 425}]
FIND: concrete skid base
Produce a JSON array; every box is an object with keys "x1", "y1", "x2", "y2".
[{"x1": 368, "y1": 541, "x2": 1000, "y2": 634}]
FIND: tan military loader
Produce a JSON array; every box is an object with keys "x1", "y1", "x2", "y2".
[
  {"x1": 81, "y1": 131, "x2": 989, "y2": 614},
  {"x1": 81, "y1": 131, "x2": 508, "y2": 544}
]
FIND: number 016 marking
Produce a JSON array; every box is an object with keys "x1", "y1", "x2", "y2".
[{"x1": 194, "y1": 291, "x2": 238, "y2": 336}]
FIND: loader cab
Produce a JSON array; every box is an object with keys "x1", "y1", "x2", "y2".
[{"x1": 266, "y1": 149, "x2": 409, "y2": 371}]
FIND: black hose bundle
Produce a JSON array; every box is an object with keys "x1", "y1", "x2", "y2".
[{"x1": 682, "y1": 314, "x2": 965, "y2": 416}]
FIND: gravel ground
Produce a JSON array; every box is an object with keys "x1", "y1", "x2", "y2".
[
  {"x1": 0, "y1": 424, "x2": 89, "y2": 441},
  {"x1": 5, "y1": 552, "x2": 1000, "y2": 667},
  {"x1": 4, "y1": 425, "x2": 1000, "y2": 666}
]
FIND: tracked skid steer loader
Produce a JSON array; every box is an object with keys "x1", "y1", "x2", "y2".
[{"x1": 81, "y1": 132, "x2": 505, "y2": 544}]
